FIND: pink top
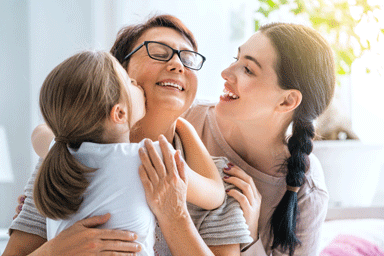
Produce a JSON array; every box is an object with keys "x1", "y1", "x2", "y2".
[{"x1": 184, "y1": 100, "x2": 329, "y2": 256}]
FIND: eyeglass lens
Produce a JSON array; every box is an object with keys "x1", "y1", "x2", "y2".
[{"x1": 147, "y1": 42, "x2": 203, "y2": 69}]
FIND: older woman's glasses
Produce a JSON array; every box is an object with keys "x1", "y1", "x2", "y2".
[{"x1": 124, "y1": 41, "x2": 206, "y2": 70}]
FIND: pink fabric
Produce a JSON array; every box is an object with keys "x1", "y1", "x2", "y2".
[{"x1": 320, "y1": 234, "x2": 384, "y2": 256}]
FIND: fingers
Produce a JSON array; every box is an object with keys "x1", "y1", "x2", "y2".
[
  {"x1": 224, "y1": 175, "x2": 255, "y2": 206},
  {"x1": 100, "y1": 240, "x2": 141, "y2": 254},
  {"x1": 139, "y1": 147, "x2": 159, "y2": 184},
  {"x1": 14, "y1": 195, "x2": 26, "y2": 218},
  {"x1": 78, "y1": 213, "x2": 111, "y2": 228},
  {"x1": 158, "y1": 135, "x2": 177, "y2": 177},
  {"x1": 226, "y1": 188, "x2": 251, "y2": 210},
  {"x1": 144, "y1": 139, "x2": 167, "y2": 178},
  {"x1": 224, "y1": 164, "x2": 258, "y2": 197},
  {"x1": 98, "y1": 229, "x2": 138, "y2": 242},
  {"x1": 139, "y1": 164, "x2": 153, "y2": 193},
  {"x1": 15, "y1": 204, "x2": 23, "y2": 214},
  {"x1": 17, "y1": 195, "x2": 26, "y2": 204},
  {"x1": 174, "y1": 150, "x2": 186, "y2": 182}
]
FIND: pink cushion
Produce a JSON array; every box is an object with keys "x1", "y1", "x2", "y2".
[{"x1": 320, "y1": 234, "x2": 384, "y2": 256}]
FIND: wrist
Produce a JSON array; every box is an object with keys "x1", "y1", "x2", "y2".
[
  {"x1": 156, "y1": 203, "x2": 190, "y2": 226},
  {"x1": 28, "y1": 244, "x2": 49, "y2": 256}
]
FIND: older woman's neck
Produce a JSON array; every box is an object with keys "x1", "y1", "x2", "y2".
[{"x1": 130, "y1": 115, "x2": 177, "y2": 144}]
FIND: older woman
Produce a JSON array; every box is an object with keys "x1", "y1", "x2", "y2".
[{"x1": 4, "y1": 15, "x2": 252, "y2": 256}]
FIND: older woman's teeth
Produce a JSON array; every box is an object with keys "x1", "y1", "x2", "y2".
[
  {"x1": 222, "y1": 88, "x2": 239, "y2": 99},
  {"x1": 158, "y1": 82, "x2": 183, "y2": 91}
]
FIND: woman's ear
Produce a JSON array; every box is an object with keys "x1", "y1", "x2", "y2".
[
  {"x1": 110, "y1": 103, "x2": 128, "y2": 124},
  {"x1": 276, "y1": 89, "x2": 302, "y2": 113}
]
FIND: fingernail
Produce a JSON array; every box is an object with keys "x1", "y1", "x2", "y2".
[
  {"x1": 224, "y1": 166, "x2": 231, "y2": 171},
  {"x1": 18, "y1": 205, "x2": 22, "y2": 211},
  {"x1": 20, "y1": 197, "x2": 25, "y2": 203},
  {"x1": 226, "y1": 189, "x2": 230, "y2": 193},
  {"x1": 223, "y1": 176, "x2": 229, "y2": 179},
  {"x1": 228, "y1": 163, "x2": 234, "y2": 167}
]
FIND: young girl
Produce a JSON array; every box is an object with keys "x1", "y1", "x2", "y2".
[{"x1": 33, "y1": 50, "x2": 225, "y2": 256}]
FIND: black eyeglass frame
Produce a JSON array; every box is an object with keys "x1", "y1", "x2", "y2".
[{"x1": 124, "y1": 41, "x2": 206, "y2": 71}]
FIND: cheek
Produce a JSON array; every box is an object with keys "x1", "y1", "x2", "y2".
[{"x1": 188, "y1": 72, "x2": 198, "y2": 95}]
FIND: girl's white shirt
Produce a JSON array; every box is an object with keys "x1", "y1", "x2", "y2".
[{"x1": 46, "y1": 139, "x2": 174, "y2": 256}]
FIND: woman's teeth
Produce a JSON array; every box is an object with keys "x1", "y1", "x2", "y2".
[
  {"x1": 222, "y1": 88, "x2": 239, "y2": 99},
  {"x1": 157, "y1": 82, "x2": 184, "y2": 91}
]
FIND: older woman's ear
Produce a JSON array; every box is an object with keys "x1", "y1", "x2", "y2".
[{"x1": 276, "y1": 89, "x2": 302, "y2": 113}]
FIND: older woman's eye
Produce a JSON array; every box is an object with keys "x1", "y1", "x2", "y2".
[{"x1": 233, "y1": 57, "x2": 239, "y2": 62}]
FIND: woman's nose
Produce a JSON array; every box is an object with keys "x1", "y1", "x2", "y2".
[
  {"x1": 221, "y1": 65, "x2": 235, "y2": 83},
  {"x1": 166, "y1": 53, "x2": 185, "y2": 73}
]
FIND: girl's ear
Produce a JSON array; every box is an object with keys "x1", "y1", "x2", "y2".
[
  {"x1": 110, "y1": 103, "x2": 128, "y2": 124},
  {"x1": 276, "y1": 89, "x2": 302, "y2": 113}
]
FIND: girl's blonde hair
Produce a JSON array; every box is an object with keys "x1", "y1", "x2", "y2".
[{"x1": 34, "y1": 50, "x2": 131, "y2": 219}]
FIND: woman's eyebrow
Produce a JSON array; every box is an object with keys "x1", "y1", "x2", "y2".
[{"x1": 238, "y1": 47, "x2": 263, "y2": 70}]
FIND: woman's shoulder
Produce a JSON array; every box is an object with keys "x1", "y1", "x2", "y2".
[
  {"x1": 182, "y1": 99, "x2": 217, "y2": 119},
  {"x1": 301, "y1": 153, "x2": 329, "y2": 199}
]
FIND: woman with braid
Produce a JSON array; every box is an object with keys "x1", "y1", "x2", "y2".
[{"x1": 183, "y1": 22, "x2": 335, "y2": 255}]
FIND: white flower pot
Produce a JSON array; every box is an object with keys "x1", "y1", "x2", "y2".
[{"x1": 313, "y1": 140, "x2": 384, "y2": 207}]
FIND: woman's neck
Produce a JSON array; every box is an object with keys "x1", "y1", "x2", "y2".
[
  {"x1": 130, "y1": 111, "x2": 178, "y2": 144},
  {"x1": 215, "y1": 112, "x2": 290, "y2": 177}
]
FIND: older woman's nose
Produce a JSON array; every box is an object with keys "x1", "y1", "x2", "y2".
[{"x1": 166, "y1": 54, "x2": 184, "y2": 73}]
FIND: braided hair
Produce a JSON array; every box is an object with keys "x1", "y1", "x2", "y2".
[{"x1": 259, "y1": 23, "x2": 335, "y2": 255}]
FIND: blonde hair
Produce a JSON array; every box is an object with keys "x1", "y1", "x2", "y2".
[{"x1": 34, "y1": 50, "x2": 131, "y2": 219}]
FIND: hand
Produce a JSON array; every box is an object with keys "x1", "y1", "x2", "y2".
[
  {"x1": 223, "y1": 164, "x2": 261, "y2": 240},
  {"x1": 13, "y1": 195, "x2": 26, "y2": 219},
  {"x1": 32, "y1": 213, "x2": 140, "y2": 256},
  {"x1": 139, "y1": 135, "x2": 189, "y2": 220}
]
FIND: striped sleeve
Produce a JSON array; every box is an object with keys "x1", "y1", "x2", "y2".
[
  {"x1": 188, "y1": 156, "x2": 253, "y2": 247},
  {"x1": 9, "y1": 158, "x2": 47, "y2": 239}
]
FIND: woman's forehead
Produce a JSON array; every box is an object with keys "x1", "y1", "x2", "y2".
[
  {"x1": 240, "y1": 32, "x2": 277, "y2": 65},
  {"x1": 137, "y1": 27, "x2": 193, "y2": 50}
]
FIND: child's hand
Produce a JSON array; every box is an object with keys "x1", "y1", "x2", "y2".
[
  {"x1": 139, "y1": 135, "x2": 189, "y2": 220},
  {"x1": 223, "y1": 164, "x2": 262, "y2": 240}
]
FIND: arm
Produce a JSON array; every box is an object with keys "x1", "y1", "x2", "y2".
[
  {"x1": 139, "y1": 138, "x2": 241, "y2": 256},
  {"x1": 220, "y1": 164, "x2": 263, "y2": 256},
  {"x1": 2, "y1": 230, "x2": 46, "y2": 256},
  {"x1": 31, "y1": 123, "x2": 54, "y2": 158},
  {"x1": 176, "y1": 117, "x2": 225, "y2": 209},
  {"x1": 3, "y1": 214, "x2": 140, "y2": 256}
]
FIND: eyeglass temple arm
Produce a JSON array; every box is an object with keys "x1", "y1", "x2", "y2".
[{"x1": 124, "y1": 44, "x2": 144, "y2": 60}]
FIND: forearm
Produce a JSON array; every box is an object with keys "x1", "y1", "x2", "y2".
[
  {"x1": 176, "y1": 118, "x2": 220, "y2": 180},
  {"x1": 176, "y1": 118, "x2": 225, "y2": 208},
  {"x1": 2, "y1": 230, "x2": 46, "y2": 256},
  {"x1": 156, "y1": 208, "x2": 214, "y2": 256}
]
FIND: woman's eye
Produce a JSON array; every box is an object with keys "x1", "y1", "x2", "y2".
[
  {"x1": 233, "y1": 57, "x2": 238, "y2": 62},
  {"x1": 244, "y1": 66, "x2": 253, "y2": 75}
]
